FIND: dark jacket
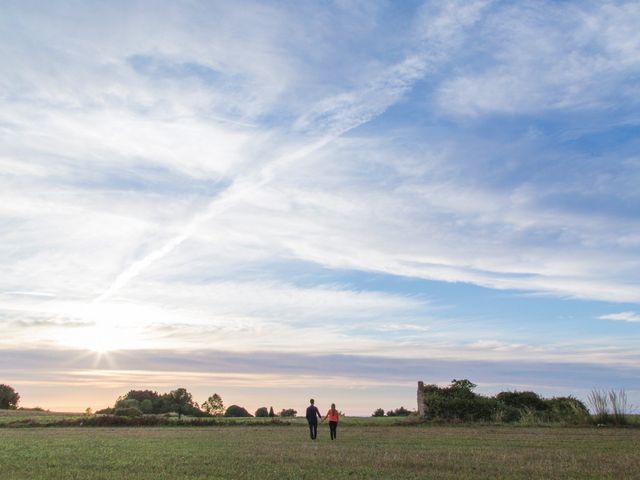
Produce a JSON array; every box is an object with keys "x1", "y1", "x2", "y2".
[{"x1": 306, "y1": 405, "x2": 321, "y2": 422}]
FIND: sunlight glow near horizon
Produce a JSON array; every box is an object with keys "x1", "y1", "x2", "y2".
[{"x1": 1, "y1": 0, "x2": 639, "y2": 411}]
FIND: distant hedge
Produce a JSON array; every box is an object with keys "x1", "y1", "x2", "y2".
[{"x1": 1, "y1": 416, "x2": 293, "y2": 428}]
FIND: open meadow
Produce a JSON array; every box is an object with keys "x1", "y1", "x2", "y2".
[{"x1": 1, "y1": 421, "x2": 639, "y2": 479}]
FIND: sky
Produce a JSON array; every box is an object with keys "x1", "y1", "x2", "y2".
[{"x1": 1, "y1": 0, "x2": 639, "y2": 415}]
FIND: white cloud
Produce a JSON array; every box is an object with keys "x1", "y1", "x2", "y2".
[
  {"x1": 437, "y1": 1, "x2": 640, "y2": 116},
  {"x1": 1, "y1": 0, "x2": 639, "y2": 376},
  {"x1": 599, "y1": 311, "x2": 640, "y2": 323}
]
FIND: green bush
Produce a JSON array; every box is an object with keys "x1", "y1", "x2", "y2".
[
  {"x1": 224, "y1": 405, "x2": 252, "y2": 417},
  {"x1": 255, "y1": 407, "x2": 269, "y2": 417},
  {"x1": 496, "y1": 391, "x2": 547, "y2": 411},
  {"x1": 423, "y1": 380, "x2": 496, "y2": 421},
  {"x1": 386, "y1": 407, "x2": 412, "y2": 417},
  {"x1": 421, "y1": 379, "x2": 589, "y2": 425},
  {"x1": 545, "y1": 396, "x2": 589, "y2": 424},
  {"x1": 447, "y1": 397, "x2": 498, "y2": 422},
  {"x1": 494, "y1": 404, "x2": 521, "y2": 423}
]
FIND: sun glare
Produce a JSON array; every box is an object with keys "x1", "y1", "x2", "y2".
[
  {"x1": 70, "y1": 324, "x2": 124, "y2": 353},
  {"x1": 55, "y1": 302, "x2": 151, "y2": 353}
]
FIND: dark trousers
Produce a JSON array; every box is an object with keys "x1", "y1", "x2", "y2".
[
  {"x1": 308, "y1": 420, "x2": 318, "y2": 439},
  {"x1": 329, "y1": 421, "x2": 337, "y2": 440}
]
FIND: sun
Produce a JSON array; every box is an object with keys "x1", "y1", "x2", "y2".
[
  {"x1": 54, "y1": 301, "x2": 150, "y2": 353},
  {"x1": 60, "y1": 322, "x2": 129, "y2": 353}
]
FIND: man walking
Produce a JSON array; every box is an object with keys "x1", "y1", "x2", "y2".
[{"x1": 305, "y1": 398, "x2": 321, "y2": 440}]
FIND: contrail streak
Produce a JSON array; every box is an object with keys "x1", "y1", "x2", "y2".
[
  {"x1": 93, "y1": 5, "x2": 478, "y2": 302},
  {"x1": 94, "y1": 136, "x2": 336, "y2": 303}
]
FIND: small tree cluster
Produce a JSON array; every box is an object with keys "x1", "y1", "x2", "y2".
[{"x1": 102, "y1": 388, "x2": 209, "y2": 418}]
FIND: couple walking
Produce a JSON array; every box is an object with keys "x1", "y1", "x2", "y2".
[{"x1": 305, "y1": 398, "x2": 339, "y2": 440}]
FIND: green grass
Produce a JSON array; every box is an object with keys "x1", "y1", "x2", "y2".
[
  {"x1": 0, "y1": 409, "x2": 84, "y2": 425},
  {"x1": 1, "y1": 424, "x2": 639, "y2": 479}
]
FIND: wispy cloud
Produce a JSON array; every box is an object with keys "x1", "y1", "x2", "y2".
[
  {"x1": 437, "y1": 1, "x2": 640, "y2": 116},
  {"x1": 2, "y1": 348, "x2": 638, "y2": 413},
  {"x1": 1, "y1": 1, "x2": 639, "y2": 410},
  {"x1": 599, "y1": 311, "x2": 640, "y2": 323}
]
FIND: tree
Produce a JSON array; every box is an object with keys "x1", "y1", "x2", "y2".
[
  {"x1": 279, "y1": 408, "x2": 297, "y2": 417},
  {"x1": 451, "y1": 379, "x2": 477, "y2": 394},
  {"x1": 0, "y1": 384, "x2": 20, "y2": 409},
  {"x1": 255, "y1": 407, "x2": 269, "y2": 417},
  {"x1": 268, "y1": 406, "x2": 275, "y2": 417},
  {"x1": 224, "y1": 405, "x2": 252, "y2": 417},
  {"x1": 202, "y1": 393, "x2": 224, "y2": 416},
  {"x1": 163, "y1": 388, "x2": 198, "y2": 418},
  {"x1": 372, "y1": 408, "x2": 385, "y2": 417}
]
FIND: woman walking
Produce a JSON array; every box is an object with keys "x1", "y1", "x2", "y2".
[{"x1": 323, "y1": 403, "x2": 340, "y2": 440}]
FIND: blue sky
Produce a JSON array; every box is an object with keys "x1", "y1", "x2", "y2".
[{"x1": 1, "y1": 0, "x2": 639, "y2": 414}]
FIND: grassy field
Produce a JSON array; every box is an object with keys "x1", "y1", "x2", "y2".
[
  {"x1": 0, "y1": 409, "x2": 85, "y2": 425},
  {"x1": 1, "y1": 423, "x2": 639, "y2": 479}
]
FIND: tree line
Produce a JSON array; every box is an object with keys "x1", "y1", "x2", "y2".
[{"x1": 96, "y1": 389, "x2": 298, "y2": 418}]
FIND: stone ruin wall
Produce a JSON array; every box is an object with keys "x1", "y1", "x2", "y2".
[{"x1": 417, "y1": 381, "x2": 425, "y2": 417}]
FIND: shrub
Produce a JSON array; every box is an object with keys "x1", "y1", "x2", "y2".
[
  {"x1": 446, "y1": 397, "x2": 498, "y2": 422},
  {"x1": 545, "y1": 396, "x2": 590, "y2": 424},
  {"x1": 387, "y1": 406, "x2": 412, "y2": 417},
  {"x1": 79, "y1": 415, "x2": 169, "y2": 427},
  {"x1": 421, "y1": 379, "x2": 587, "y2": 424},
  {"x1": 496, "y1": 391, "x2": 547, "y2": 411},
  {"x1": 224, "y1": 405, "x2": 252, "y2": 417},
  {"x1": 423, "y1": 379, "x2": 496, "y2": 421},
  {"x1": 255, "y1": 407, "x2": 269, "y2": 417},
  {"x1": 279, "y1": 408, "x2": 297, "y2": 417},
  {"x1": 114, "y1": 407, "x2": 143, "y2": 417},
  {"x1": 372, "y1": 408, "x2": 385, "y2": 417},
  {"x1": 494, "y1": 404, "x2": 522, "y2": 423}
]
